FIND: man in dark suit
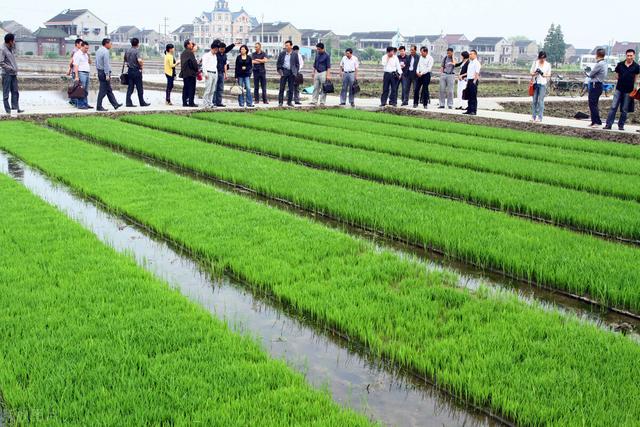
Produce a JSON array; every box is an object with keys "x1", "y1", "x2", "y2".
[
  {"x1": 180, "y1": 39, "x2": 199, "y2": 107},
  {"x1": 276, "y1": 40, "x2": 300, "y2": 107},
  {"x1": 401, "y1": 45, "x2": 419, "y2": 106}
]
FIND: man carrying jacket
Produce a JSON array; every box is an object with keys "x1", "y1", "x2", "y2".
[
  {"x1": 1, "y1": 33, "x2": 22, "y2": 114},
  {"x1": 276, "y1": 40, "x2": 300, "y2": 107}
]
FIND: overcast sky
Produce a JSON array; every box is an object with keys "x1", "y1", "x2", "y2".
[{"x1": 2, "y1": 0, "x2": 632, "y2": 48}]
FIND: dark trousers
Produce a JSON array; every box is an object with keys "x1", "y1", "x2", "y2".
[
  {"x1": 214, "y1": 74, "x2": 225, "y2": 106},
  {"x1": 2, "y1": 74, "x2": 19, "y2": 113},
  {"x1": 381, "y1": 72, "x2": 400, "y2": 106},
  {"x1": 253, "y1": 71, "x2": 268, "y2": 103},
  {"x1": 182, "y1": 76, "x2": 197, "y2": 106},
  {"x1": 97, "y1": 70, "x2": 118, "y2": 109},
  {"x1": 126, "y1": 68, "x2": 144, "y2": 106},
  {"x1": 466, "y1": 80, "x2": 478, "y2": 113},
  {"x1": 401, "y1": 74, "x2": 416, "y2": 104},
  {"x1": 588, "y1": 82, "x2": 603, "y2": 125},
  {"x1": 166, "y1": 75, "x2": 174, "y2": 102},
  {"x1": 414, "y1": 73, "x2": 431, "y2": 107},
  {"x1": 278, "y1": 70, "x2": 295, "y2": 104}
]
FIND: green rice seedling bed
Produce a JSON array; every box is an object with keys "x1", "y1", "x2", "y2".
[
  {"x1": 255, "y1": 110, "x2": 640, "y2": 177},
  {"x1": 133, "y1": 112, "x2": 640, "y2": 242},
  {"x1": 47, "y1": 116, "x2": 640, "y2": 312},
  {"x1": 0, "y1": 173, "x2": 367, "y2": 426},
  {"x1": 317, "y1": 108, "x2": 640, "y2": 160},
  {"x1": 1, "y1": 121, "x2": 640, "y2": 426},
  {"x1": 173, "y1": 110, "x2": 640, "y2": 202}
]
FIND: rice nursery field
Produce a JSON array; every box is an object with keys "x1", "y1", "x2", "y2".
[{"x1": 1, "y1": 109, "x2": 640, "y2": 426}]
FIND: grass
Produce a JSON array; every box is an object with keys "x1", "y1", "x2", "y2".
[
  {"x1": 137, "y1": 110, "x2": 640, "y2": 203},
  {"x1": 254, "y1": 109, "x2": 640, "y2": 177},
  {"x1": 48, "y1": 116, "x2": 640, "y2": 312},
  {"x1": 317, "y1": 108, "x2": 640, "y2": 160},
  {"x1": 135, "y1": 111, "x2": 640, "y2": 242},
  {"x1": 0, "y1": 173, "x2": 368, "y2": 426},
  {"x1": 1, "y1": 120, "x2": 640, "y2": 426}
]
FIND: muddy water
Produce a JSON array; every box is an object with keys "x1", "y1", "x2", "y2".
[{"x1": 0, "y1": 153, "x2": 508, "y2": 426}]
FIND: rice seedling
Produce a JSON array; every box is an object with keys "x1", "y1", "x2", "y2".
[
  {"x1": 254, "y1": 110, "x2": 640, "y2": 177},
  {"x1": 0, "y1": 173, "x2": 368, "y2": 426},
  {"x1": 119, "y1": 112, "x2": 640, "y2": 242},
  {"x1": 317, "y1": 108, "x2": 640, "y2": 160},
  {"x1": 155, "y1": 111, "x2": 640, "y2": 203},
  {"x1": 1, "y1": 120, "x2": 640, "y2": 426},
  {"x1": 46, "y1": 116, "x2": 640, "y2": 312}
]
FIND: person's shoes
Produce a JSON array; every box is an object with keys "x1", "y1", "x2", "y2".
[
  {"x1": 114, "y1": 104, "x2": 123, "y2": 110},
  {"x1": 295, "y1": 101, "x2": 302, "y2": 105},
  {"x1": 401, "y1": 102, "x2": 408, "y2": 106},
  {"x1": 319, "y1": 103, "x2": 325, "y2": 107},
  {"x1": 438, "y1": 106, "x2": 445, "y2": 109},
  {"x1": 448, "y1": 106, "x2": 453, "y2": 109},
  {"x1": 17, "y1": 109, "x2": 25, "y2": 114},
  {"x1": 379, "y1": 104, "x2": 386, "y2": 107},
  {"x1": 413, "y1": 104, "x2": 418, "y2": 108},
  {"x1": 350, "y1": 104, "x2": 355, "y2": 107},
  {"x1": 602, "y1": 125, "x2": 612, "y2": 130},
  {"x1": 189, "y1": 104, "x2": 199, "y2": 108},
  {"x1": 140, "y1": 102, "x2": 151, "y2": 107},
  {"x1": 263, "y1": 101, "x2": 269, "y2": 105},
  {"x1": 423, "y1": 105, "x2": 428, "y2": 109},
  {"x1": 78, "y1": 106, "x2": 88, "y2": 110},
  {"x1": 287, "y1": 102, "x2": 294, "y2": 107},
  {"x1": 278, "y1": 103, "x2": 284, "y2": 107},
  {"x1": 126, "y1": 104, "x2": 137, "y2": 108},
  {"x1": 166, "y1": 101, "x2": 173, "y2": 106},
  {"x1": 339, "y1": 103, "x2": 346, "y2": 106},
  {"x1": 618, "y1": 126, "x2": 625, "y2": 131},
  {"x1": 463, "y1": 111, "x2": 476, "y2": 115},
  {"x1": 97, "y1": 107, "x2": 108, "y2": 112},
  {"x1": 86, "y1": 105, "x2": 94, "y2": 109},
  {"x1": 456, "y1": 106, "x2": 464, "y2": 110},
  {"x1": 216, "y1": 104, "x2": 226, "y2": 108}
]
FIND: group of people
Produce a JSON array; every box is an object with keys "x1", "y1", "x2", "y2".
[
  {"x1": 527, "y1": 47, "x2": 639, "y2": 131},
  {"x1": 380, "y1": 45, "x2": 481, "y2": 115}
]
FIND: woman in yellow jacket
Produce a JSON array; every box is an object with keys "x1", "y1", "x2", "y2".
[{"x1": 164, "y1": 44, "x2": 179, "y2": 105}]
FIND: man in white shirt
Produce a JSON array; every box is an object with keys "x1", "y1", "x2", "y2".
[
  {"x1": 414, "y1": 46, "x2": 434, "y2": 109},
  {"x1": 201, "y1": 42, "x2": 219, "y2": 107},
  {"x1": 339, "y1": 48, "x2": 359, "y2": 107},
  {"x1": 381, "y1": 46, "x2": 402, "y2": 107},
  {"x1": 73, "y1": 41, "x2": 92, "y2": 109},
  {"x1": 464, "y1": 49, "x2": 481, "y2": 115}
]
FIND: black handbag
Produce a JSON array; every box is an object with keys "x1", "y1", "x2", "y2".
[
  {"x1": 462, "y1": 88, "x2": 469, "y2": 101},
  {"x1": 295, "y1": 73, "x2": 304, "y2": 85},
  {"x1": 322, "y1": 80, "x2": 335, "y2": 94},
  {"x1": 119, "y1": 61, "x2": 129, "y2": 85},
  {"x1": 352, "y1": 80, "x2": 361, "y2": 95},
  {"x1": 67, "y1": 81, "x2": 85, "y2": 99}
]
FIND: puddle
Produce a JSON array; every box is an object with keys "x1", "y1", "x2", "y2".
[{"x1": 0, "y1": 153, "x2": 509, "y2": 426}]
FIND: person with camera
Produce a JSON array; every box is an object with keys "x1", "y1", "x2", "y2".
[
  {"x1": 312, "y1": 42, "x2": 331, "y2": 106},
  {"x1": 413, "y1": 46, "x2": 433, "y2": 109},
  {"x1": 530, "y1": 51, "x2": 551, "y2": 122},
  {"x1": 339, "y1": 48, "x2": 359, "y2": 107},
  {"x1": 381, "y1": 46, "x2": 402, "y2": 107},
  {"x1": 604, "y1": 49, "x2": 639, "y2": 131}
]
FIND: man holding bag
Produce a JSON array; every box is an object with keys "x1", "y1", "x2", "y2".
[
  {"x1": 311, "y1": 43, "x2": 331, "y2": 106},
  {"x1": 73, "y1": 41, "x2": 92, "y2": 110}
]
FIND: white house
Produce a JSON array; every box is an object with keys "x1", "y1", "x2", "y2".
[
  {"x1": 470, "y1": 37, "x2": 512, "y2": 64},
  {"x1": 193, "y1": 1, "x2": 257, "y2": 47},
  {"x1": 44, "y1": 9, "x2": 108, "y2": 43},
  {"x1": 249, "y1": 22, "x2": 301, "y2": 57}
]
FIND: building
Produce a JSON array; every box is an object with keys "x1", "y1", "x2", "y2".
[
  {"x1": 1, "y1": 20, "x2": 33, "y2": 39},
  {"x1": 0, "y1": 26, "x2": 6, "y2": 39},
  {"x1": 171, "y1": 24, "x2": 194, "y2": 46},
  {"x1": 610, "y1": 41, "x2": 640, "y2": 58},
  {"x1": 563, "y1": 44, "x2": 576, "y2": 64},
  {"x1": 470, "y1": 37, "x2": 512, "y2": 64},
  {"x1": 249, "y1": 22, "x2": 301, "y2": 57},
  {"x1": 512, "y1": 40, "x2": 539, "y2": 64},
  {"x1": 442, "y1": 34, "x2": 470, "y2": 53},
  {"x1": 32, "y1": 27, "x2": 68, "y2": 56},
  {"x1": 44, "y1": 9, "x2": 108, "y2": 43},
  {"x1": 299, "y1": 29, "x2": 339, "y2": 56},
  {"x1": 350, "y1": 31, "x2": 404, "y2": 52},
  {"x1": 110, "y1": 26, "x2": 140, "y2": 44},
  {"x1": 192, "y1": 1, "x2": 257, "y2": 47}
]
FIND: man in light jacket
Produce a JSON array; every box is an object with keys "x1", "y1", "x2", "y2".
[
  {"x1": 202, "y1": 42, "x2": 219, "y2": 107},
  {"x1": 276, "y1": 40, "x2": 300, "y2": 107},
  {"x1": 1, "y1": 33, "x2": 22, "y2": 114}
]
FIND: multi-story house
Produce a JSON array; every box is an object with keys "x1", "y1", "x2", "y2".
[
  {"x1": 470, "y1": 37, "x2": 512, "y2": 64},
  {"x1": 43, "y1": 9, "x2": 108, "y2": 43},
  {"x1": 249, "y1": 22, "x2": 301, "y2": 57},
  {"x1": 192, "y1": 1, "x2": 257, "y2": 47},
  {"x1": 350, "y1": 31, "x2": 404, "y2": 52},
  {"x1": 442, "y1": 34, "x2": 470, "y2": 54},
  {"x1": 171, "y1": 24, "x2": 194, "y2": 46},
  {"x1": 110, "y1": 26, "x2": 140, "y2": 45},
  {"x1": 512, "y1": 40, "x2": 539, "y2": 64}
]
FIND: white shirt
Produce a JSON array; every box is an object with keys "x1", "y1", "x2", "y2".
[
  {"x1": 409, "y1": 55, "x2": 416, "y2": 71},
  {"x1": 416, "y1": 54, "x2": 434, "y2": 75},
  {"x1": 382, "y1": 54, "x2": 402, "y2": 75},
  {"x1": 467, "y1": 58, "x2": 481, "y2": 81},
  {"x1": 298, "y1": 52, "x2": 304, "y2": 71},
  {"x1": 202, "y1": 51, "x2": 218, "y2": 73},
  {"x1": 530, "y1": 60, "x2": 551, "y2": 85},
  {"x1": 340, "y1": 55, "x2": 359, "y2": 72},
  {"x1": 73, "y1": 50, "x2": 90, "y2": 73}
]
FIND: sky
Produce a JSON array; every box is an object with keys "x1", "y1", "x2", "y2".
[{"x1": 1, "y1": 0, "x2": 634, "y2": 48}]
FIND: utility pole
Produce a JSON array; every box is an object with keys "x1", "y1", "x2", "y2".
[
  {"x1": 261, "y1": 13, "x2": 264, "y2": 43},
  {"x1": 162, "y1": 17, "x2": 170, "y2": 43}
]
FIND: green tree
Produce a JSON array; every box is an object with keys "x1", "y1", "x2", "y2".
[{"x1": 543, "y1": 24, "x2": 566, "y2": 66}]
